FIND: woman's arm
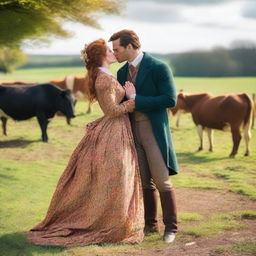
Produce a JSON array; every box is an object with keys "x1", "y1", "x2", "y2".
[{"x1": 96, "y1": 74, "x2": 135, "y2": 118}]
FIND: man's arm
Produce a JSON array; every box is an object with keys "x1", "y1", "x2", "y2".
[{"x1": 135, "y1": 63, "x2": 176, "y2": 112}]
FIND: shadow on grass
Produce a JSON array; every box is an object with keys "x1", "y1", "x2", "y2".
[
  {"x1": 0, "y1": 173, "x2": 18, "y2": 181},
  {"x1": 76, "y1": 112, "x2": 87, "y2": 117},
  {"x1": 0, "y1": 233, "x2": 65, "y2": 256},
  {"x1": 0, "y1": 139, "x2": 41, "y2": 148},
  {"x1": 171, "y1": 127, "x2": 193, "y2": 132},
  {"x1": 177, "y1": 151, "x2": 228, "y2": 164}
]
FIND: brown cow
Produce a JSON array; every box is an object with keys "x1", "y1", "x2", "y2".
[
  {"x1": 252, "y1": 93, "x2": 256, "y2": 129},
  {"x1": 50, "y1": 75, "x2": 93, "y2": 114},
  {"x1": 173, "y1": 92, "x2": 254, "y2": 158},
  {"x1": 169, "y1": 107, "x2": 188, "y2": 128},
  {"x1": 169, "y1": 89, "x2": 188, "y2": 127},
  {"x1": 0, "y1": 81, "x2": 37, "y2": 86}
]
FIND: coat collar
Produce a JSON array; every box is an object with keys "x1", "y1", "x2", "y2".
[{"x1": 119, "y1": 52, "x2": 153, "y2": 91}]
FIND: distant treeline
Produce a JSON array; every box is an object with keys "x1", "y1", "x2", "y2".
[
  {"x1": 22, "y1": 41, "x2": 256, "y2": 77},
  {"x1": 155, "y1": 41, "x2": 256, "y2": 77},
  {"x1": 21, "y1": 55, "x2": 84, "y2": 69}
]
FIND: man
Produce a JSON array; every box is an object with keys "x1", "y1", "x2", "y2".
[{"x1": 109, "y1": 30, "x2": 179, "y2": 244}]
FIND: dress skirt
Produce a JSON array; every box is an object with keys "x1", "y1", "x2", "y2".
[{"x1": 24, "y1": 114, "x2": 144, "y2": 247}]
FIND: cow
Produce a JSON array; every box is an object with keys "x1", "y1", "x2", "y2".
[
  {"x1": 173, "y1": 92, "x2": 254, "y2": 158},
  {"x1": 1, "y1": 81, "x2": 76, "y2": 125},
  {"x1": 0, "y1": 83, "x2": 76, "y2": 142},
  {"x1": 50, "y1": 75, "x2": 93, "y2": 114},
  {"x1": 169, "y1": 89, "x2": 188, "y2": 127},
  {"x1": 252, "y1": 93, "x2": 256, "y2": 129},
  {"x1": 169, "y1": 107, "x2": 187, "y2": 127},
  {"x1": 0, "y1": 81, "x2": 37, "y2": 86}
]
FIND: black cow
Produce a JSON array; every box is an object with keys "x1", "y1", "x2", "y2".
[{"x1": 0, "y1": 83, "x2": 76, "y2": 142}]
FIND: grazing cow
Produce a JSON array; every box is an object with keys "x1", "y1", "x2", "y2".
[
  {"x1": 0, "y1": 83, "x2": 76, "y2": 142},
  {"x1": 174, "y1": 92, "x2": 253, "y2": 157},
  {"x1": 169, "y1": 92, "x2": 188, "y2": 128},
  {"x1": 50, "y1": 75, "x2": 93, "y2": 114},
  {"x1": 0, "y1": 81, "x2": 73, "y2": 125},
  {"x1": 169, "y1": 107, "x2": 188, "y2": 127},
  {"x1": 169, "y1": 89, "x2": 188, "y2": 127}
]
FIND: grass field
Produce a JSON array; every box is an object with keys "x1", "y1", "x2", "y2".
[
  {"x1": 1, "y1": 64, "x2": 255, "y2": 95},
  {"x1": 0, "y1": 67, "x2": 256, "y2": 256}
]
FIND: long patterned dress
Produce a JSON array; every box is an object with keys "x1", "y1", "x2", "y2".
[{"x1": 24, "y1": 70, "x2": 144, "y2": 247}]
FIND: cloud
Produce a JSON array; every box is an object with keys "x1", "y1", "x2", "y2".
[
  {"x1": 242, "y1": 2, "x2": 256, "y2": 19},
  {"x1": 125, "y1": 1, "x2": 184, "y2": 23},
  {"x1": 129, "y1": 0, "x2": 236, "y2": 6},
  {"x1": 198, "y1": 23, "x2": 236, "y2": 30},
  {"x1": 125, "y1": 0, "x2": 248, "y2": 24},
  {"x1": 24, "y1": 0, "x2": 256, "y2": 55}
]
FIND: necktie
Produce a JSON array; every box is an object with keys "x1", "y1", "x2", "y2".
[{"x1": 129, "y1": 64, "x2": 136, "y2": 81}]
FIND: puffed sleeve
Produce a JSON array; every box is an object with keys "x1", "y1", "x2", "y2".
[{"x1": 95, "y1": 73, "x2": 135, "y2": 118}]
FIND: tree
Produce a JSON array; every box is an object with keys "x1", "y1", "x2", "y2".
[
  {"x1": 0, "y1": 0, "x2": 124, "y2": 73},
  {"x1": 230, "y1": 40, "x2": 256, "y2": 76},
  {"x1": 0, "y1": 0, "x2": 124, "y2": 47},
  {"x1": 169, "y1": 45, "x2": 255, "y2": 77},
  {"x1": 0, "y1": 47, "x2": 27, "y2": 73}
]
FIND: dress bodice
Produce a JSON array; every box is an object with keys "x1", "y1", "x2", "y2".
[{"x1": 95, "y1": 71, "x2": 135, "y2": 118}]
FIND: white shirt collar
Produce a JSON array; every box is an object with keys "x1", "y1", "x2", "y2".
[
  {"x1": 129, "y1": 51, "x2": 144, "y2": 67},
  {"x1": 98, "y1": 67, "x2": 112, "y2": 75}
]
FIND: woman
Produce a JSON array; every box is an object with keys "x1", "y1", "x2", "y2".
[{"x1": 24, "y1": 39, "x2": 144, "y2": 247}]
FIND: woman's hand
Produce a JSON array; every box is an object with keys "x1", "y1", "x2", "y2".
[{"x1": 124, "y1": 81, "x2": 136, "y2": 99}]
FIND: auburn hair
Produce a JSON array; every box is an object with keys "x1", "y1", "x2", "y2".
[{"x1": 81, "y1": 38, "x2": 107, "y2": 102}]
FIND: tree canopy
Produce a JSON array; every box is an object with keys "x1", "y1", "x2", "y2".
[
  {"x1": 170, "y1": 41, "x2": 256, "y2": 77},
  {"x1": 0, "y1": 0, "x2": 124, "y2": 47},
  {"x1": 0, "y1": 47, "x2": 27, "y2": 73}
]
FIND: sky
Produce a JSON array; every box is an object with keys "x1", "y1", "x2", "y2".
[{"x1": 24, "y1": 0, "x2": 256, "y2": 55}]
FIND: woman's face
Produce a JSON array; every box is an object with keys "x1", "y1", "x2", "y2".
[{"x1": 105, "y1": 47, "x2": 117, "y2": 64}]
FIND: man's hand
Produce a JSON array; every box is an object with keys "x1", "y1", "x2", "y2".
[{"x1": 124, "y1": 81, "x2": 136, "y2": 99}]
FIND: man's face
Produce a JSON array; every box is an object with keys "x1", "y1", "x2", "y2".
[{"x1": 112, "y1": 38, "x2": 129, "y2": 63}]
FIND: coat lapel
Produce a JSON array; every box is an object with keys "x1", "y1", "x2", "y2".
[
  {"x1": 118, "y1": 63, "x2": 128, "y2": 86},
  {"x1": 135, "y1": 53, "x2": 153, "y2": 91},
  {"x1": 118, "y1": 53, "x2": 153, "y2": 90}
]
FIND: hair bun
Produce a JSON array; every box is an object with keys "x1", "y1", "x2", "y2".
[{"x1": 80, "y1": 43, "x2": 88, "y2": 65}]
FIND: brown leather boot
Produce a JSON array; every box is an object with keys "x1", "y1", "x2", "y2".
[
  {"x1": 159, "y1": 189, "x2": 178, "y2": 243},
  {"x1": 143, "y1": 189, "x2": 159, "y2": 234}
]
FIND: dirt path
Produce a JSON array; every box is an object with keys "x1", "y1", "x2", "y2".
[
  {"x1": 111, "y1": 188, "x2": 256, "y2": 256},
  {"x1": 176, "y1": 188, "x2": 256, "y2": 217},
  {"x1": 161, "y1": 189, "x2": 256, "y2": 256}
]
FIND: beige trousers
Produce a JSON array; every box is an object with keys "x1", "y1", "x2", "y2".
[{"x1": 131, "y1": 114, "x2": 173, "y2": 192}]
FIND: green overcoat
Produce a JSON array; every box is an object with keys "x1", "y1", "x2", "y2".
[{"x1": 117, "y1": 52, "x2": 179, "y2": 175}]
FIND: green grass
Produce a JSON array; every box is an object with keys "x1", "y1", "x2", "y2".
[
  {"x1": 0, "y1": 233, "x2": 65, "y2": 256},
  {"x1": 0, "y1": 68, "x2": 256, "y2": 255},
  {"x1": 175, "y1": 77, "x2": 256, "y2": 94},
  {"x1": 172, "y1": 168, "x2": 225, "y2": 190},
  {"x1": 184, "y1": 211, "x2": 256, "y2": 237},
  {"x1": 0, "y1": 63, "x2": 124, "y2": 83},
  {"x1": 212, "y1": 241, "x2": 256, "y2": 256},
  {"x1": 171, "y1": 112, "x2": 256, "y2": 200},
  {"x1": 186, "y1": 220, "x2": 243, "y2": 237},
  {"x1": 178, "y1": 213, "x2": 204, "y2": 222},
  {"x1": 1, "y1": 67, "x2": 84, "y2": 83},
  {"x1": 1, "y1": 66, "x2": 256, "y2": 96}
]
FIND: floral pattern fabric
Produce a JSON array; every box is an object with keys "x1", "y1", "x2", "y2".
[{"x1": 23, "y1": 71, "x2": 144, "y2": 246}]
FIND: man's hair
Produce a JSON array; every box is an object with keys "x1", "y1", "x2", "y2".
[{"x1": 108, "y1": 29, "x2": 141, "y2": 49}]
